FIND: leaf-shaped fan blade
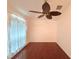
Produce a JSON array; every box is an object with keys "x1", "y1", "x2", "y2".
[
  {"x1": 42, "y1": 2, "x2": 50, "y2": 14},
  {"x1": 50, "y1": 11, "x2": 62, "y2": 16},
  {"x1": 38, "y1": 15, "x2": 44, "y2": 18},
  {"x1": 46, "y1": 15, "x2": 52, "y2": 19},
  {"x1": 29, "y1": 11, "x2": 42, "y2": 14}
]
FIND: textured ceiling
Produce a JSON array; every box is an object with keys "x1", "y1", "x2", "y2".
[{"x1": 8, "y1": 0, "x2": 71, "y2": 18}]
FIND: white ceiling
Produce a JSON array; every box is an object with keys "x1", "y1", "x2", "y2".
[{"x1": 8, "y1": 0, "x2": 71, "y2": 18}]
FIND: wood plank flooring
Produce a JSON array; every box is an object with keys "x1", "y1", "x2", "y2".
[{"x1": 12, "y1": 42, "x2": 70, "y2": 59}]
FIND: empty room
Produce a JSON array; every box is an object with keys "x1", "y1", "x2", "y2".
[{"x1": 7, "y1": 0, "x2": 71, "y2": 59}]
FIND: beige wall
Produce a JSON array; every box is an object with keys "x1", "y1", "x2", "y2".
[
  {"x1": 26, "y1": 17, "x2": 57, "y2": 42},
  {"x1": 57, "y1": 5, "x2": 71, "y2": 57}
]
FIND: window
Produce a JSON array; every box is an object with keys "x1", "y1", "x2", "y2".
[{"x1": 7, "y1": 14, "x2": 27, "y2": 58}]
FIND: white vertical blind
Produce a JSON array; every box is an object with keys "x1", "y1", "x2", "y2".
[{"x1": 7, "y1": 14, "x2": 27, "y2": 57}]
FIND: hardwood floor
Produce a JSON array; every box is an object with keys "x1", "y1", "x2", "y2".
[{"x1": 12, "y1": 42, "x2": 70, "y2": 59}]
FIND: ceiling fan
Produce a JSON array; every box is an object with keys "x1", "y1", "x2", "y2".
[{"x1": 29, "y1": 0, "x2": 62, "y2": 19}]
